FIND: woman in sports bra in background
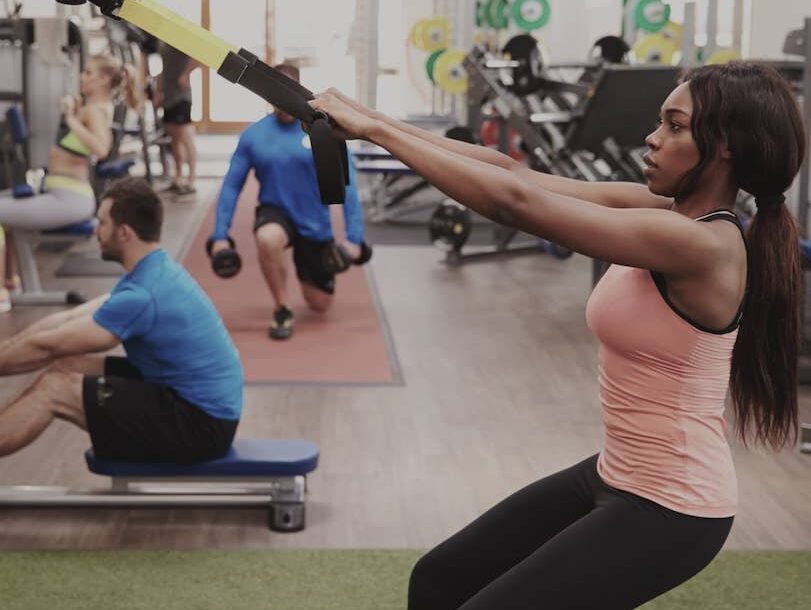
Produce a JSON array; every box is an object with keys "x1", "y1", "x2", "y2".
[
  {"x1": 0, "y1": 54, "x2": 138, "y2": 312},
  {"x1": 311, "y1": 61, "x2": 805, "y2": 609}
]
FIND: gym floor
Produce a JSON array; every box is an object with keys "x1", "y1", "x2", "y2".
[{"x1": 0, "y1": 163, "x2": 809, "y2": 551}]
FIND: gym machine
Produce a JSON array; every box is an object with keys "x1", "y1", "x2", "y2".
[
  {"x1": 0, "y1": 106, "x2": 33, "y2": 198},
  {"x1": 100, "y1": 15, "x2": 154, "y2": 185},
  {"x1": 563, "y1": 64, "x2": 679, "y2": 285},
  {"x1": 777, "y1": 18, "x2": 811, "y2": 452},
  {"x1": 0, "y1": 16, "x2": 85, "y2": 174},
  {"x1": 436, "y1": 34, "x2": 678, "y2": 269},
  {"x1": 55, "y1": 0, "x2": 349, "y2": 205}
]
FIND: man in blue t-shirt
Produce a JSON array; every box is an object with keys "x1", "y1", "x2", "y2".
[
  {"x1": 209, "y1": 63, "x2": 366, "y2": 340},
  {"x1": 0, "y1": 178, "x2": 243, "y2": 463}
]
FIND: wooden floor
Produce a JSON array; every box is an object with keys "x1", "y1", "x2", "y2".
[{"x1": 0, "y1": 179, "x2": 809, "y2": 550}]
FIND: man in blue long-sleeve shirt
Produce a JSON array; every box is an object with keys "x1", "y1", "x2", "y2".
[{"x1": 209, "y1": 64, "x2": 365, "y2": 340}]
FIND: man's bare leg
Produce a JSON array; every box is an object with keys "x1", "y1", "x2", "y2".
[
  {"x1": 300, "y1": 282, "x2": 333, "y2": 313},
  {"x1": 0, "y1": 365, "x2": 86, "y2": 456},
  {"x1": 255, "y1": 224, "x2": 291, "y2": 309}
]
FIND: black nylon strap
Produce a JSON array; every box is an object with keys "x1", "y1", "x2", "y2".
[{"x1": 217, "y1": 49, "x2": 348, "y2": 204}]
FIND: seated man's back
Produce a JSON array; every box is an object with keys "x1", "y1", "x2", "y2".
[{"x1": 94, "y1": 247, "x2": 242, "y2": 422}]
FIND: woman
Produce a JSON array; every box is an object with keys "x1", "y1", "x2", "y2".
[
  {"x1": 311, "y1": 61, "x2": 804, "y2": 609},
  {"x1": 0, "y1": 54, "x2": 137, "y2": 311}
]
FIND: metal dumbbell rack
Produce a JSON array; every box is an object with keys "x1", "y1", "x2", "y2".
[
  {"x1": 464, "y1": 43, "x2": 587, "y2": 179},
  {"x1": 463, "y1": 42, "x2": 681, "y2": 278}
]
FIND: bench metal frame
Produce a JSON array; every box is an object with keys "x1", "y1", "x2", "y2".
[
  {"x1": 0, "y1": 474, "x2": 309, "y2": 531},
  {"x1": 9, "y1": 228, "x2": 88, "y2": 306}
]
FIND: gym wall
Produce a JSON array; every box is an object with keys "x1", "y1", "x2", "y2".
[{"x1": 748, "y1": 0, "x2": 810, "y2": 58}]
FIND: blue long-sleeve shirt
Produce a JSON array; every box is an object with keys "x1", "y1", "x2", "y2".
[{"x1": 212, "y1": 113, "x2": 364, "y2": 244}]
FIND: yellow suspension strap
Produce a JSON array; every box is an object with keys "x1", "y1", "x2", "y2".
[{"x1": 56, "y1": 0, "x2": 348, "y2": 204}]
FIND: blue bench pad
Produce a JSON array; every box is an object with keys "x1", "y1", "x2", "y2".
[
  {"x1": 85, "y1": 439, "x2": 319, "y2": 477},
  {"x1": 96, "y1": 158, "x2": 136, "y2": 177},
  {"x1": 43, "y1": 219, "x2": 97, "y2": 236}
]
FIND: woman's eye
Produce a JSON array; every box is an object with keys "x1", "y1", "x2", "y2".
[{"x1": 670, "y1": 123, "x2": 682, "y2": 132}]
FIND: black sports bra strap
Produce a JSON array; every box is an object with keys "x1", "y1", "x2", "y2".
[
  {"x1": 700, "y1": 209, "x2": 748, "y2": 330},
  {"x1": 695, "y1": 210, "x2": 744, "y2": 234},
  {"x1": 650, "y1": 209, "x2": 749, "y2": 334}
]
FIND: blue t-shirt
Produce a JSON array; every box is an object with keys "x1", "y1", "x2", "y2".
[
  {"x1": 93, "y1": 249, "x2": 243, "y2": 421},
  {"x1": 212, "y1": 113, "x2": 364, "y2": 243}
]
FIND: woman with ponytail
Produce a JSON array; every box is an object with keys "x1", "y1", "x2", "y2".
[
  {"x1": 311, "y1": 61, "x2": 806, "y2": 609},
  {"x1": 0, "y1": 54, "x2": 140, "y2": 310}
]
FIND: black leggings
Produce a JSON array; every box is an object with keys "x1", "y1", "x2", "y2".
[{"x1": 408, "y1": 454, "x2": 733, "y2": 610}]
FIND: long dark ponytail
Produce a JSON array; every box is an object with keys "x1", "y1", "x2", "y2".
[{"x1": 685, "y1": 62, "x2": 806, "y2": 449}]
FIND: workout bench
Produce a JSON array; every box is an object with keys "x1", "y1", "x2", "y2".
[{"x1": 0, "y1": 438, "x2": 320, "y2": 532}]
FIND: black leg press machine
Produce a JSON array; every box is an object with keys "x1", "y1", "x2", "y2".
[{"x1": 0, "y1": 439, "x2": 320, "y2": 532}]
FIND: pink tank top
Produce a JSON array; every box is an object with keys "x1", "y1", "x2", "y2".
[{"x1": 585, "y1": 211, "x2": 743, "y2": 518}]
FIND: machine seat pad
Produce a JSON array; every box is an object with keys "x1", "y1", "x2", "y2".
[
  {"x1": 85, "y1": 439, "x2": 320, "y2": 477},
  {"x1": 95, "y1": 158, "x2": 136, "y2": 177},
  {"x1": 43, "y1": 218, "x2": 97, "y2": 236}
]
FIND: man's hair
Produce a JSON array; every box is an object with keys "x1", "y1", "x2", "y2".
[
  {"x1": 101, "y1": 177, "x2": 163, "y2": 242},
  {"x1": 274, "y1": 62, "x2": 300, "y2": 82}
]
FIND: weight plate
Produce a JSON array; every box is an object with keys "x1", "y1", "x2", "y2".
[
  {"x1": 705, "y1": 48, "x2": 741, "y2": 65},
  {"x1": 502, "y1": 34, "x2": 545, "y2": 95},
  {"x1": 429, "y1": 201, "x2": 472, "y2": 251},
  {"x1": 433, "y1": 49, "x2": 469, "y2": 94},
  {"x1": 487, "y1": 0, "x2": 510, "y2": 30},
  {"x1": 511, "y1": 0, "x2": 551, "y2": 32},
  {"x1": 410, "y1": 18, "x2": 449, "y2": 52},
  {"x1": 425, "y1": 48, "x2": 446, "y2": 83},
  {"x1": 632, "y1": 33, "x2": 678, "y2": 65},
  {"x1": 590, "y1": 35, "x2": 630, "y2": 64},
  {"x1": 633, "y1": 0, "x2": 671, "y2": 33}
]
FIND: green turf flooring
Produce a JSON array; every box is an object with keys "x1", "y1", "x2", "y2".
[{"x1": 1, "y1": 549, "x2": 808, "y2": 609}]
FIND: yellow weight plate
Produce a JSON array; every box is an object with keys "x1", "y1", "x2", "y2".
[
  {"x1": 661, "y1": 20, "x2": 683, "y2": 44},
  {"x1": 411, "y1": 17, "x2": 449, "y2": 52},
  {"x1": 705, "y1": 48, "x2": 741, "y2": 65},
  {"x1": 433, "y1": 49, "x2": 469, "y2": 94},
  {"x1": 632, "y1": 33, "x2": 678, "y2": 65},
  {"x1": 409, "y1": 20, "x2": 423, "y2": 47}
]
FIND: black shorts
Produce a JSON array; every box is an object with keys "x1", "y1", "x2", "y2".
[
  {"x1": 254, "y1": 204, "x2": 336, "y2": 295},
  {"x1": 82, "y1": 357, "x2": 238, "y2": 463},
  {"x1": 162, "y1": 100, "x2": 192, "y2": 125}
]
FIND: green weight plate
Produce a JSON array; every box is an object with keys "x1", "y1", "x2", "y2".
[
  {"x1": 425, "y1": 49, "x2": 445, "y2": 84},
  {"x1": 488, "y1": 0, "x2": 509, "y2": 30},
  {"x1": 633, "y1": 0, "x2": 671, "y2": 33},
  {"x1": 475, "y1": 0, "x2": 487, "y2": 28},
  {"x1": 511, "y1": 0, "x2": 551, "y2": 32}
]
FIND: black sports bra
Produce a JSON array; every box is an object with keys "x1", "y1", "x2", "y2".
[{"x1": 650, "y1": 210, "x2": 748, "y2": 335}]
